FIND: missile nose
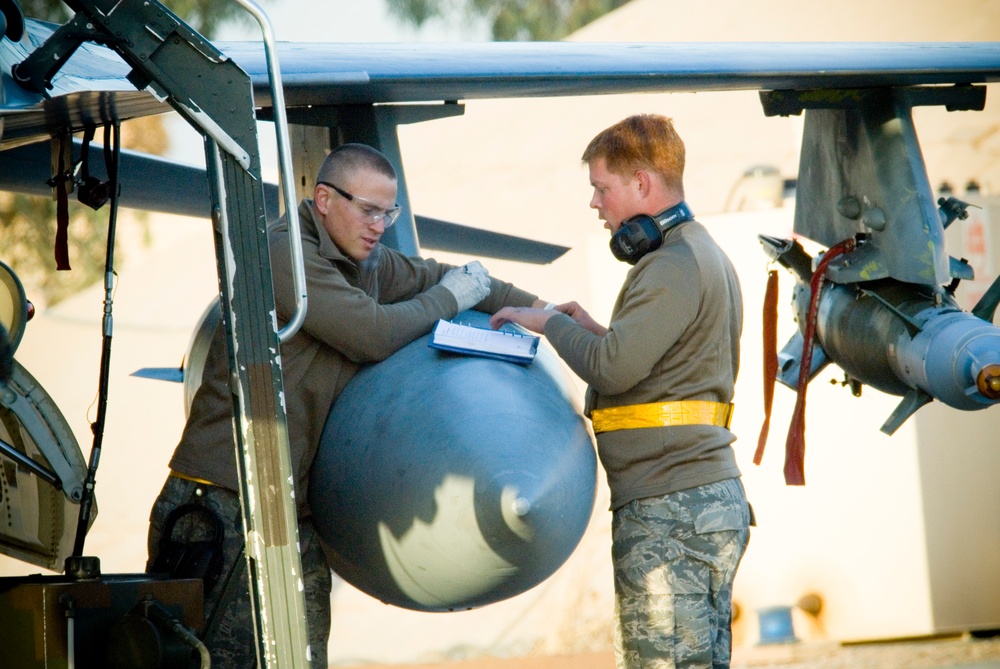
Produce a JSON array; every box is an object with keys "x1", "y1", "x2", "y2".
[{"x1": 977, "y1": 364, "x2": 1000, "y2": 399}]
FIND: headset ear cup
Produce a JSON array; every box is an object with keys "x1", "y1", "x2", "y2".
[
  {"x1": 637, "y1": 216, "x2": 663, "y2": 253},
  {"x1": 609, "y1": 202, "x2": 693, "y2": 264},
  {"x1": 610, "y1": 215, "x2": 662, "y2": 264}
]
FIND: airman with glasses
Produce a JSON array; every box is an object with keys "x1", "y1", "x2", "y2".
[{"x1": 149, "y1": 143, "x2": 552, "y2": 669}]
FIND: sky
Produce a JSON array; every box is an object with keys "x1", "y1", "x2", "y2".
[
  {"x1": 164, "y1": 0, "x2": 489, "y2": 168},
  {"x1": 216, "y1": 0, "x2": 489, "y2": 43}
]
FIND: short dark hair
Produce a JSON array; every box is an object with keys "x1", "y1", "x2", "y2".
[{"x1": 317, "y1": 143, "x2": 397, "y2": 186}]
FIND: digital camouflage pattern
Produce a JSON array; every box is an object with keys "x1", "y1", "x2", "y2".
[
  {"x1": 147, "y1": 476, "x2": 332, "y2": 668},
  {"x1": 611, "y1": 478, "x2": 750, "y2": 669}
]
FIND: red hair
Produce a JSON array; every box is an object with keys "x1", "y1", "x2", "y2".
[{"x1": 581, "y1": 114, "x2": 685, "y2": 193}]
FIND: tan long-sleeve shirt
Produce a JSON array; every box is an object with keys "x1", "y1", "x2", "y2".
[
  {"x1": 544, "y1": 220, "x2": 743, "y2": 510},
  {"x1": 170, "y1": 200, "x2": 537, "y2": 513}
]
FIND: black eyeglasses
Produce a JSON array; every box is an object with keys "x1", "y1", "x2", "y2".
[{"x1": 318, "y1": 181, "x2": 401, "y2": 228}]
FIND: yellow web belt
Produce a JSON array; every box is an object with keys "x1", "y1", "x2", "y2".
[
  {"x1": 591, "y1": 401, "x2": 734, "y2": 434},
  {"x1": 170, "y1": 470, "x2": 219, "y2": 488}
]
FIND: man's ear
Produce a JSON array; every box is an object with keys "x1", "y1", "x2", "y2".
[
  {"x1": 634, "y1": 169, "x2": 653, "y2": 197},
  {"x1": 314, "y1": 184, "x2": 331, "y2": 215}
]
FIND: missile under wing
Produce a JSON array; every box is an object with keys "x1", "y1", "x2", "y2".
[{"x1": 756, "y1": 86, "x2": 1000, "y2": 484}]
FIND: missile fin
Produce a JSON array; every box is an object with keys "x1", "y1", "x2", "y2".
[
  {"x1": 949, "y1": 256, "x2": 975, "y2": 281},
  {"x1": 971, "y1": 273, "x2": 1000, "y2": 323},
  {"x1": 880, "y1": 388, "x2": 933, "y2": 435},
  {"x1": 775, "y1": 331, "x2": 830, "y2": 389},
  {"x1": 130, "y1": 367, "x2": 184, "y2": 383}
]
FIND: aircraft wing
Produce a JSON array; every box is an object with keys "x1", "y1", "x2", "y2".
[
  {"x1": 0, "y1": 20, "x2": 162, "y2": 148},
  {"x1": 5, "y1": 18, "x2": 1000, "y2": 148},
  {"x1": 2, "y1": 19, "x2": 998, "y2": 268},
  {"x1": 223, "y1": 41, "x2": 1000, "y2": 108},
  {"x1": 4, "y1": 22, "x2": 997, "y2": 187},
  {"x1": 6, "y1": 18, "x2": 999, "y2": 162}
]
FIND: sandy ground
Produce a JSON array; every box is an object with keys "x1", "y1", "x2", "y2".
[{"x1": 347, "y1": 635, "x2": 1000, "y2": 669}]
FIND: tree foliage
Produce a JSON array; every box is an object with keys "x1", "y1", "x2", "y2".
[
  {"x1": 0, "y1": 118, "x2": 168, "y2": 306},
  {"x1": 4, "y1": 0, "x2": 245, "y2": 306},
  {"x1": 16, "y1": 0, "x2": 249, "y2": 38},
  {"x1": 387, "y1": 0, "x2": 632, "y2": 41},
  {"x1": 0, "y1": 195, "x2": 114, "y2": 306}
]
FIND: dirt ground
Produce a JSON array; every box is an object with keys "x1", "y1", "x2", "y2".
[{"x1": 347, "y1": 634, "x2": 1000, "y2": 669}]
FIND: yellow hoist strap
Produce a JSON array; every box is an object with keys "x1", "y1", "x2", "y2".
[{"x1": 591, "y1": 400, "x2": 734, "y2": 434}]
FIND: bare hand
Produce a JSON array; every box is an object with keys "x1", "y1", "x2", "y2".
[
  {"x1": 556, "y1": 301, "x2": 608, "y2": 336},
  {"x1": 490, "y1": 306, "x2": 554, "y2": 334}
]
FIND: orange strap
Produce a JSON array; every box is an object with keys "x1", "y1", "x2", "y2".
[
  {"x1": 783, "y1": 237, "x2": 856, "y2": 485},
  {"x1": 754, "y1": 269, "x2": 779, "y2": 466}
]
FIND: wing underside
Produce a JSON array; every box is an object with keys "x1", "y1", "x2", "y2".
[{"x1": 4, "y1": 18, "x2": 999, "y2": 147}]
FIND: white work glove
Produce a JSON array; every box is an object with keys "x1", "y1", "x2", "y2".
[{"x1": 439, "y1": 261, "x2": 491, "y2": 312}]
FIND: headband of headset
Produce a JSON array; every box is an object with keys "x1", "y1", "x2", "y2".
[{"x1": 609, "y1": 201, "x2": 694, "y2": 265}]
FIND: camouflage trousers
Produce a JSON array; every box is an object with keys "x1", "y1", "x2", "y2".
[
  {"x1": 147, "y1": 475, "x2": 332, "y2": 669},
  {"x1": 611, "y1": 478, "x2": 751, "y2": 669}
]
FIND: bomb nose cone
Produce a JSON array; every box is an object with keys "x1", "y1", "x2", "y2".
[
  {"x1": 977, "y1": 364, "x2": 1000, "y2": 399},
  {"x1": 501, "y1": 486, "x2": 534, "y2": 542}
]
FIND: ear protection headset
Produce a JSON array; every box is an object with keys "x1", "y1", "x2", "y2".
[{"x1": 609, "y1": 201, "x2": 694, "y2": 265}]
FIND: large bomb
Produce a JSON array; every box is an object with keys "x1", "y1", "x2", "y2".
[{"x1": 309, "y1": 311, "x2": 597, "y2": 612}]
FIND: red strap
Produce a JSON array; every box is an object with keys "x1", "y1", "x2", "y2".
[
  {"x1": 783, "y1": 238, "x2": 856, "y2": 485},
  {"x1": 754, "y1": 269, "x2": 779, "y2": 465},
  {"x1": 52, "y1": 134, "x2": 71, "y2": 271}
]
